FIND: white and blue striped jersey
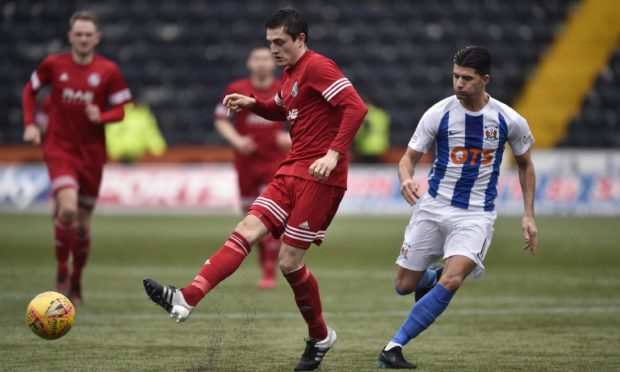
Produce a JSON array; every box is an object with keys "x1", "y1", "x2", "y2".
[{"x1": 409, "y1": 95, "x2": 534, "y2": 211}]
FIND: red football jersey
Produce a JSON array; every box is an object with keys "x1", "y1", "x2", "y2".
[
  {"x1": 214, "y1": 78, "x2": 286, "y2": 170},
  {"x1": 266, "y1": 50, "x2": 360, "y2": 188},
  {"x1": 28, "y1": 52, "x2": 131, "y2": 166}
]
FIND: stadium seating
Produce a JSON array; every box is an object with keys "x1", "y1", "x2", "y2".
[
  {"x1": 1, "y1": 0, "x2": 578, "y2": 147},
  {"x1": 560, "y1": 48, "x2": 620, "y2": 147}
]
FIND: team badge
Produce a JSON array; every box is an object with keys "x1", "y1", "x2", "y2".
[
  {"x1": 59, "y1": 72, "x2": 69, "y2": 82},
  {"x1": 399, "y1": 242, "x2": 412, "y2": 259},
  {"x1": 484, "y1": 123, "x2": 499, "y2": 142},
  {"x1": 87, "y1": 73, "x2": 101, "y2": 87},
  {"x1": 291, "y1": 81, "x2": 299, "y2": 97}
]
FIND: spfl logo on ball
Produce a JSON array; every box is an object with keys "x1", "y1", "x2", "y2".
[
  {"x1": 87, "y1": 73, "x2": 101, "y2": 87},
  {"x1": 291, "y1": 81, "x2": 299, "y2": 97}
]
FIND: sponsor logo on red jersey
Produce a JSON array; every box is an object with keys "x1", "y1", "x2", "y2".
[
  {"x1": 62, "y1": 88, "x2": 94, "y2": 104},
  {"x1": 287, "y1": 108, "x2": 298, "y2": 122}
]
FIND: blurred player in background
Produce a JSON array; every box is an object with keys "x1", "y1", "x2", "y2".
[
  {"x1": 377, "y1": 46, "x2": 538, "y2": 369},
  {"x1": 143, "y1": 8, "x2": 367, "y2": 371},
  {"x1": 214, "y1": 46, "x2": 290, "y2": 289},
  {"x1": 22, "y1": 10, "x2": 131, "y2": 305}
]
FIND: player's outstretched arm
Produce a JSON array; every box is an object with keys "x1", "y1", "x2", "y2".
[
  {"x1": 22, "y1": 82, "x2": 41, "y2": 145},
  {"x1": 223, "y1": 94, "x2": 256, "y2": 113},
  {"x1": 398, "y1": 148, "x2": 424, "y2": 206},
  {"x1": 226, "y1": 93, "x2": 287, "y2": 122},
  {"x1": 515, "y1": 149, "x2": 538, "y2": 255}
]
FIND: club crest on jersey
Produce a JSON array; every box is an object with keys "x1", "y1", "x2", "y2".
[
  {"x1": 291, "y1": 81, "x2": 299, "y2": 98},
  {"x1": 399, "y1": 242, "x2": 412, "y2": 259},
  {"x1": 88, "y1": 73, "x2": 101, "y2": 87},
  {"x1": 59, "y1": 72, "x2": 69, "y2": 82},
  {"x1": 484, "y1": 123, "x2": 499, "y2": 142},
  {"x1": 287, "y1": 108, "x2": 298, "y2": 121}
]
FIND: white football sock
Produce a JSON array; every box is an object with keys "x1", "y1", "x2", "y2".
[{"x1": 384, "y1": 341, "x2": 402, "y2": 351}]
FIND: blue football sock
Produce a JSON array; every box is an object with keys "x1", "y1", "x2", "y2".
[
  {"x1": 392, "y1": 284, "x2": 454, "y2": 346},
  {"x1": 415, "y1": 268, "x2": 437, "y2": 291}
]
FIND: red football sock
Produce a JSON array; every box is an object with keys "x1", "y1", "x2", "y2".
[
  {"x1": 284, "y1": 265, "x2": 328, "y2": 340},
  {"x1": 54, "y1": 218, "x2": 76, "y2": 278},
  {"x1": 181, "y1": 231, "x2": 251, "y2": 307},
  {"x1": 70, "y1": 233, "x2": 91, "y2": 285},
  {"x1": 258, "y1": 234, "x2": 280, "y2": 280}
]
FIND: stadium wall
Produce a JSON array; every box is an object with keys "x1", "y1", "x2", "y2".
[{"x1": 1, "y1": 151, "x2": 619, "y2": 216}]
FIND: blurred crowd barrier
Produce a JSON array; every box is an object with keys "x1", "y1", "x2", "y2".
[{"x1": 1, "y1": 150, "x2": 619, "y2": 216}]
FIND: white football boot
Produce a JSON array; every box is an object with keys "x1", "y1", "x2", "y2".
[
  {"x1": 143, "y1": 277, "x2": 194, "y2": 323},
  {"x1": 294, "y1": 326, "x2": 337, "y2": 371}
]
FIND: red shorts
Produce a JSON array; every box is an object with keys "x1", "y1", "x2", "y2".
[
  {"x1": 237, "y1": 164, "x2": 279, "y2": 211},
  {"x1": 248, "y1": 175, "x2": 346, "y2": 250},
  {"x1": 45, "y1": 153, "x2": 103, "y2": 209}
]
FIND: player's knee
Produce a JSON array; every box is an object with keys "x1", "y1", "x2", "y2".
[
  {"x1": 278, "y1": 256, "x2": 300, "y2": 274},
  {"x1": 76, "y1": 224, "x2": 90, "y2": 240},
  {"x1": 233, "y1": 218, "x2": 261, "y2": 245},
  {"x1": 278, "y1": 250, "x2": 303, "y2": 274},
  {"x1": 394, "y1": 279, "x2": 414, "y2": 296},
  {"x1": 438, "y1": 274, "x2": 464, "y2": 292},
  {"x1": 57, "y1": 206, "x2": 77, "y2": 225}
]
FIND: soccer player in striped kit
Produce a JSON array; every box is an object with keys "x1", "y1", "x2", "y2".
[
  {"x1": 22, "y1": 11, "x2": 131, "y2": 305},
  {"x1": 378, "y1": 46, "x2": 538, "y2": 369},
  {"x1": 143, "y1": 8, "x2": 367, "y2": 371}
]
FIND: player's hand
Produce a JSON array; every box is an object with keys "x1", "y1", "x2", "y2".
[
  {"x1": 276, "y1": 131, "x2": 292, "y2": 150},
  {"x1": 23, "y1": 125, "x2": 41, "y2": 146},
  {"x1": 223, "y1": 94, "x2": 256, "y2": 114},
  {"x1": 400, "y1": 178, "x2": 420, "y2": 206},
  {"x1": 309, "y1": 150, "x2": 339, "y2": 182},
  {"x1": 521, "y1": 215, "x2": 538, "y2": 255},
  {"x1": 85, "y1": 104, "x2": 101, "y2": 124},
  {"x1": 234, "y1": 136, "x2": 257, "y2": 155}
]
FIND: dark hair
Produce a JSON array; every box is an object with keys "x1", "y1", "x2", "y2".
[
  {"x1": 265, "y1": 8, "x2": 308, "y2": 43},
  {"x1": 453, "y1": 46, "x2": 491, "y2": 76},
  {"x1": 69, "y1": 10, "x2": 98, "y2": 30}
]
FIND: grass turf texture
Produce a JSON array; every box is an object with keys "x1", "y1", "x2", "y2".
[{"x1": 1, "y1": 213, "x2": 619, "y2": 371}]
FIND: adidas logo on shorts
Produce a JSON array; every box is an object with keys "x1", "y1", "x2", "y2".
[{"x1": 299, "y1": 221, "x2": 310, "y2": 230}]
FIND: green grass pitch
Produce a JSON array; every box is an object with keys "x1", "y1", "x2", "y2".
[{"x1": 1, "y1": 213, "x2": 619, "y2": 371}]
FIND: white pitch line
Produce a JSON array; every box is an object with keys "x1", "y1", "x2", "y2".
[{"x1": 5, "y1": 305, "x2": 612, "y2": 322}]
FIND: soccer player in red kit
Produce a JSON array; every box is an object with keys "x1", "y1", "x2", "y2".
[
  {"x1": 143, "y1": 8, "x2": 367, "y2": 371},
  {"x1": 214, "y1": 46, "x2": 290, "y2": 290},
  {"x1": 22, "y1": 11, "x2": 131, "y2": 305}
]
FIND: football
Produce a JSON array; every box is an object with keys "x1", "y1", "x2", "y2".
[{"x1": 26, "y1": 291, "x2": 75, "y2": 340}]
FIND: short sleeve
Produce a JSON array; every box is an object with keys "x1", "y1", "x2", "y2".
[
  {"x1": 309, "y1": 58, "x2": 355, "y2": 107},
  {"x1": 408, "y1": 108, "x2": 440, "y2": 153},
  {"x1": 107, "y1": 65, "x2": 132, "y2": 107},
  {"x1": 30, "y1": 57, "x2": 53, "y2": 91},
  {"x1": 508, "y1": 116, "x2": 535, "y2": 156}
]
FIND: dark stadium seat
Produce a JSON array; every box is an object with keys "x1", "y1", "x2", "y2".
[
  {"x1": 561, "y1": 49, "x2": 620, "y2": 148},
  {"x1": 1, "y1": 0, "x2": 576, "y2": 147}
]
